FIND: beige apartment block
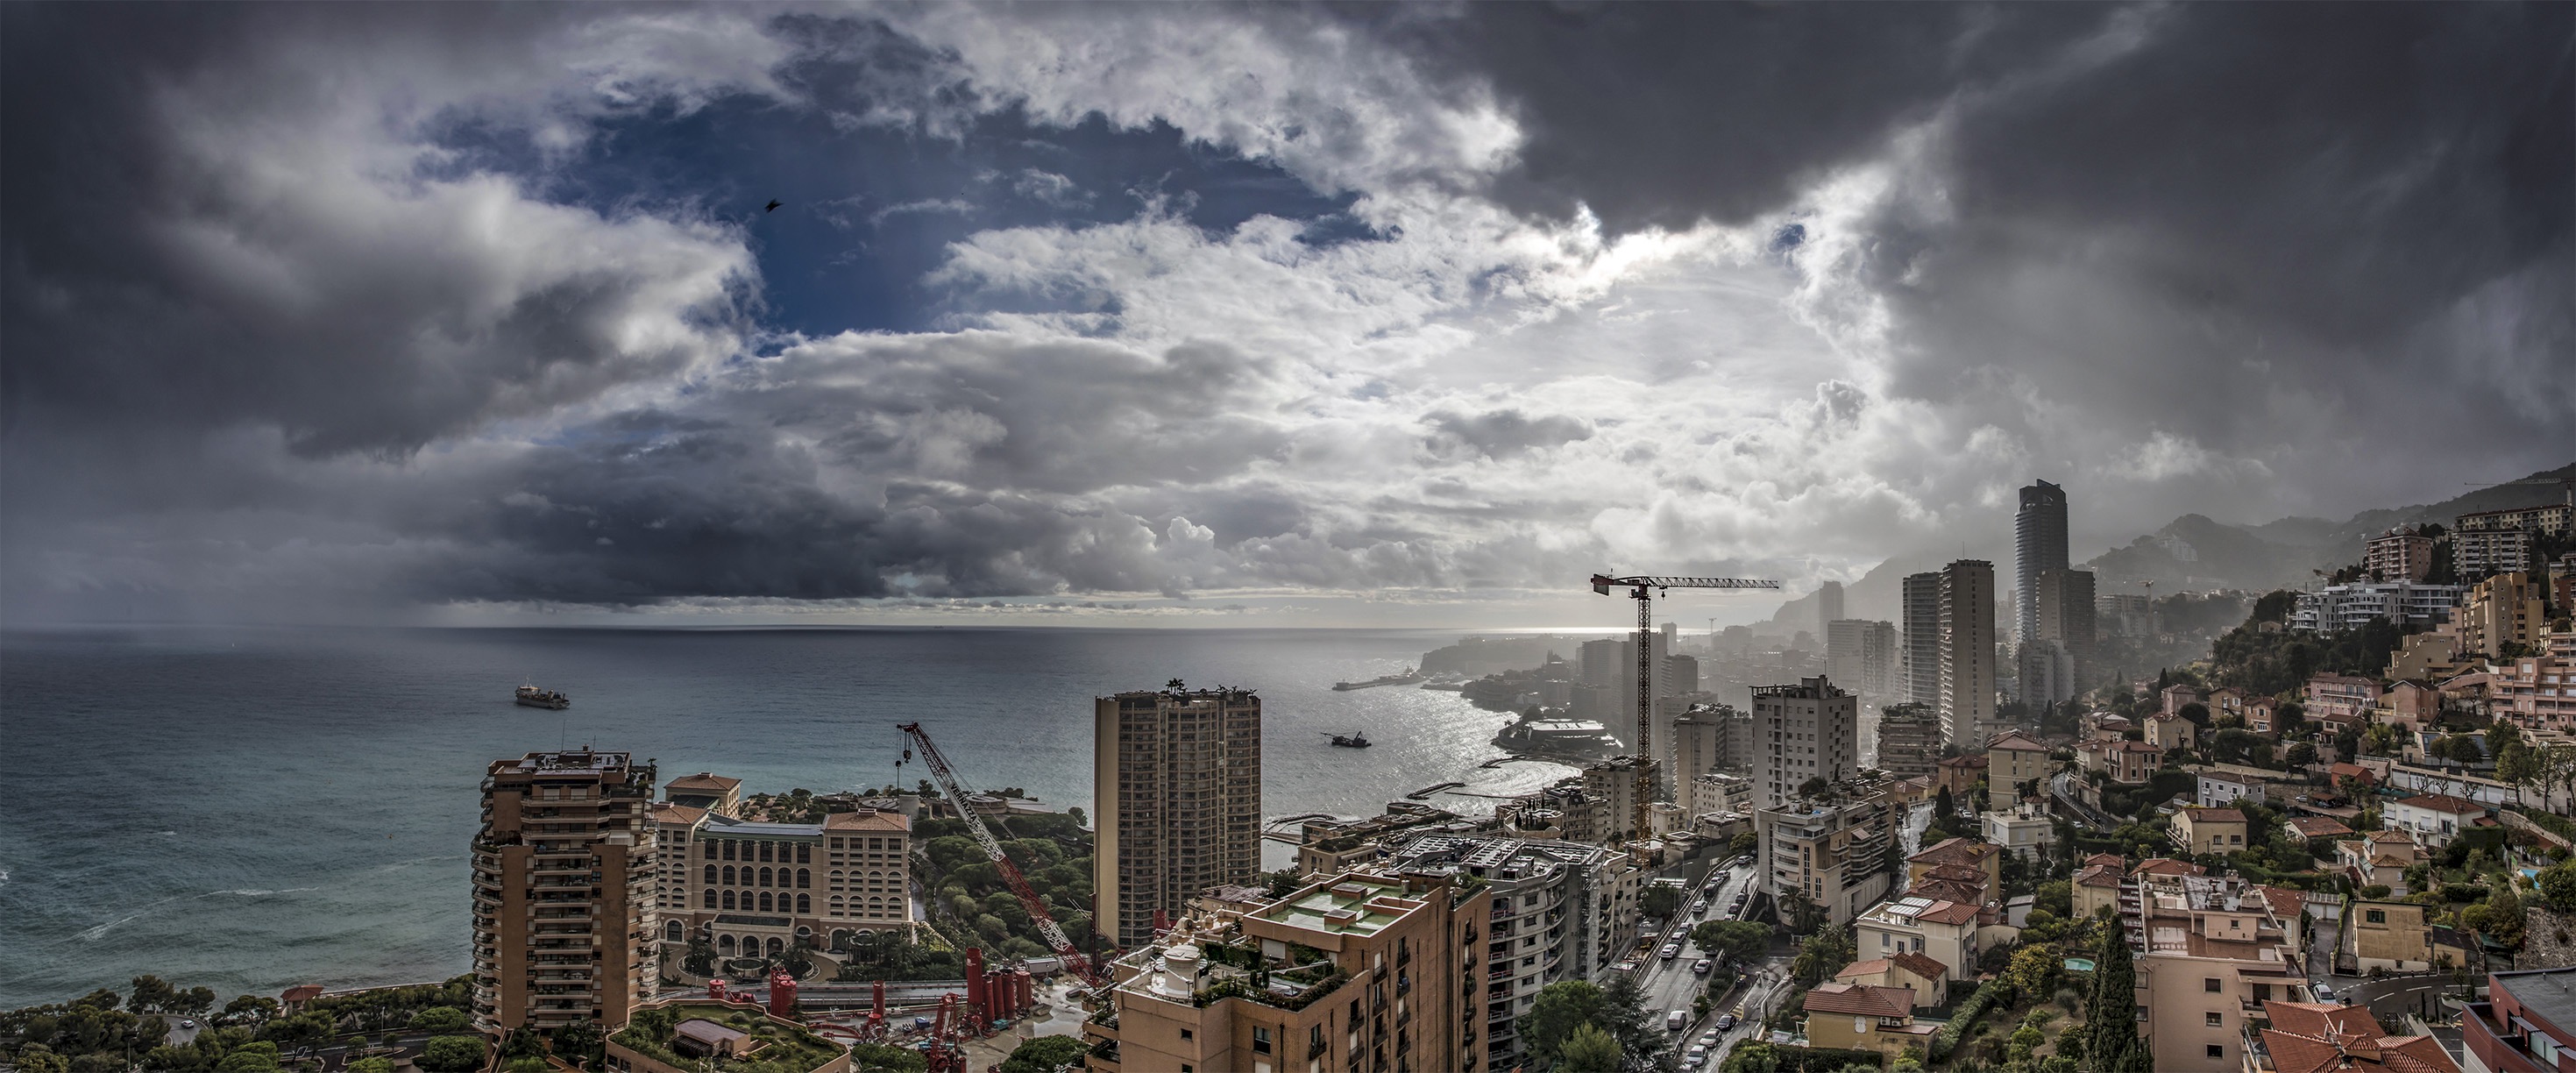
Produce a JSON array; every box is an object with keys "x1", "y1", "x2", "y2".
[
  {"x1": 1755, "y1": 775, "x2": 1898, "y2": 928},
  {"x1": 1984, "y1": 731, "x2": 2053, "y2": 805},
  {"x1": 2124, "y1": 871, "x2": 2313, "y2": 1073},
  {"x1": 2459, "y1": 572, "x2": 2548, "y2": 660},
  {"x1": 1096, "y1": 686, "x2": 1264, "y2": 949},
  {"x1": 1084, "y1": 872, "x2": 1487, "y2": 1073},
  {"x1": 472, "y1": 749, "x2": 661, "y2": 1034},
  {"x1": 1855, "y1": 896, "x2": 1986, "y2": 984}
]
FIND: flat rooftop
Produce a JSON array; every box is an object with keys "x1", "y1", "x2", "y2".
[{"x1": 1255, "y1": 878, "x2": 1424, "y2": 938}]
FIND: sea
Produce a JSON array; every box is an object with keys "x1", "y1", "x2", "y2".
[{"x1": 0, "y1": 625, "x2": 1593, "y2": 1009}]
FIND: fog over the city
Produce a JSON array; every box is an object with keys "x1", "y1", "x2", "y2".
[{"x1": 4, "y1": 4, "x2": 2568, "y2": 626}]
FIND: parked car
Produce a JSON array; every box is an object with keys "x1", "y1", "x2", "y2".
[
  {"x1": 1698, "y1": 1031, "x2": 1720, "y2": 1048},
  {"x1": 1660, "y1": 942, "x2": 1682, "y2": 960},
  {"x1": 2311, "y1": 980, "x2": 2336, "y2": 1002},
  {"x1": 1691, "y1": 899, "x2": 1709, "y2": 916},
  {"x1": 1715, "y1": 1013, "x2": 1738, "y2": 1031},
  {"x1": 1692, "y1": 958, "x2": 1714, "y2": 975},
  {"x1": 179, "y1": 1020, "x2": 196, "y2": 1029},
  {"x1": 1681, "y1": 1056, "x2": 1705, "y2": 1069}
]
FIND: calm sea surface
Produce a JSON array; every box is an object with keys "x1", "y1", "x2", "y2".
[{"x1": 0, "y1": 626, "x2": 1584, "y2": 1008}]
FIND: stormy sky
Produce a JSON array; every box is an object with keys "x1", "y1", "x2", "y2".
[{"x1": 3, "y1": 4, "x2": 2569, "y2": 627}]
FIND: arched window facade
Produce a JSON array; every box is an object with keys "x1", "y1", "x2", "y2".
[
  {"x1": 722, "y1": 842, "x2": 735, "y2": 861},
  {"x1": 705, "y1": 864, "x2": 718, "y2": 885},
  {"x1": 721, "y1": 890, "x2": 736, "y2": 910},
  {"x1": 665, "y1": 920, "x2": 684, "y2": 941},
  {"x1": 718, "y1": 934, "x2": 735, "y2": 953},
  {"x1": 721, "y1": 865, "x2": 735, "y2": 885},
  {"x1": 796, "y1": 893, "x2": 810, "y2": 913},
  {"x1": 759, "y1": 867, "x2": 773, "y2": 888},
  {"x1": 702, "y1": 890, "x2": 716, "y2": 909},
  {"x1": 796, "y1": 844, "x2": 811, "y2": 863},
  {"x1": 796, "y1": 868, "x2": 810, "y2": 889}
]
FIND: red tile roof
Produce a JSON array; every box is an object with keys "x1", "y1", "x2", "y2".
[
  {"x1": 2290, "y1": 817, "x2": 2356, "y2": 838},
  {"x1": 2182, "y1": 807, "x2": 2247, "y2": 823},
  {"x1": 1912, "y1": 900, "x2": 1982, "y2": 926},
  {"x1": 2132, "y1": 856, "x2": 2205, "y2": 877},
  {"x1": 2394, "y1": 793, "x2": 2482, "y2": 815},
  {"x1": 1909, "y1": 837, "x2": 1998, "y2": 868},
  {"x1": 1887, "y1": 951, "x2": 1949, "y2": 983},
  {"x1": 667, "y1": 772, "x2": 742, "y2": 791},
  {"x1": 1802, "y1": 983, "x2": 1916, "y2": 1019},
  {"x1": 2258, "y1": 1001, "x2": 2459, "y2": 1073},
  {"x1": 824, "y1": 809, "x2": 911, "y2": 832}
]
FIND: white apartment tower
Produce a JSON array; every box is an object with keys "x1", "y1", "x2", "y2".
[
  {"x1": 1938, "y1": 560, "x2": 1998, "y2": 749},
  {"x1": 1755, "y1": 677, "x2": 1859, "y2": 809}
]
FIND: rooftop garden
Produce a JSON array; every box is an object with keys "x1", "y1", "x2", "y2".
[{"x1": 613, "y1": 1004, "x2": 841, "y2": 1073}]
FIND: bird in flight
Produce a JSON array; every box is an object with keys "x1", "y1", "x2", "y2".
[{"x1": 764, "y1": 200, "x2": 783, "y2": 212}]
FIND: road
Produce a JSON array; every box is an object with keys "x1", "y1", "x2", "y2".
[
  {"x1": 2334, "y1": 972, "x2": 2461, "y2": 1025},
  {"x1": 2052, "y1": 771, "x2": 2117, "y2": 831},
  {"x1": 1616, "y1": 857, "x2": 1785, "y2": 1068}
]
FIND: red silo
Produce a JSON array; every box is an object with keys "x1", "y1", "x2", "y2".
[{"x1": 767, "y1": 970, "x2": 798, "y2": 1020}]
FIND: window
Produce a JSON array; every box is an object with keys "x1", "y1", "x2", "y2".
[
  {"x1": 798, "y1": 869, "x2": 811, "y2": 889},
  {"x1": 2208, "y1": 1045, "x2": 2225, "y2": 1059},
  {"x1": 797, "y1": 844, "x2": 811, "y2": 863},
  {"x1": 1253, "y1": 1027, "x2": 1271, "y2": 1054},
  {"x1": 723, "y1": 842, "x2": 736, "y2": 861},
  {"x1": 2367, "y1": 909, "x2": 2386, "y2": 924},
  {"x1": 797, "y1": 894, "x2": 810, "y2": 913},
  {"x1": 705, "y1": 864, "x2": 718, "y2": 884},
  {"x1": 2203, "y1": 978, "x2": 2222, "y2": 993},
  {"x1": 722, "y1": 865, "x2": 736, "y2": 885},
  {"x1": 2206, "y1": 1013, "x2": 2224, "y2": 1027},
  {"x1": 1179, "y1": 1029, "x2": 1192, "y2": 1041}
]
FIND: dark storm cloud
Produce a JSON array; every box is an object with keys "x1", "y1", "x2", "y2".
[
  {"x1": 0, "y1": 4, "x2": 760, "y2": 457},
  {"x1": 1373, "y1": 4, "x2": 2120, "y2": 232}
]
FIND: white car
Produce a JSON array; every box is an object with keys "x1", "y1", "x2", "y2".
[
  {"x1": 1698, "y1": 1031, "x2": 1720, "y2": 1048},
  {"x1": 2312, "y1": 980, "x2": 2336, "y2": 1001},
  {"x1": 1660, "y1": 942, "x2": 1682, "y2": 960}
]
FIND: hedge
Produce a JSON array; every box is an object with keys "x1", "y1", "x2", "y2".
[
  {"x1": 1926, "y1": 978, "x2": 2010, "y2": 1064},
  {"x1": 2515, "y1": 807, "x2": 2576, "y2": 844}
]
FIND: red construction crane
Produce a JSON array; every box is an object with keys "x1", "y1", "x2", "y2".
[
  {"x1": 1589, "y1": 573, "x2": 1780, "y2": 842},
  {"x1": 896, "y1": 722, "x2": 1106, "y2": 989}
]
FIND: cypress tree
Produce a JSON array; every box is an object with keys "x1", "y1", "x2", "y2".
[{"x1": 2087, "y1": 918, "x2": 2147, "y2": 1070}]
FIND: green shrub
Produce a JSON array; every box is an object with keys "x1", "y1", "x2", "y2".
[{"x1": 1926, "y1": 978, "x2": 2009, "y2": 1063}]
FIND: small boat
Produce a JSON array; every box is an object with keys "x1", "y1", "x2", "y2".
[
  {"x1": 1323, "y1": 731, "x2": 1372, "y2": 748},
  {"x1": 515, "y1": 684, "x2": 570, "y2": 710}
]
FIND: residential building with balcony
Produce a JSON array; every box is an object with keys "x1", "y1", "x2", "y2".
[
  {"x1": 1908, "y1": 837, "x2": 2002, "y2": 895},
  {"x1": 1834, "y1": 952, "x2": 1952, "y2": 1009},
  {"x1": 1379, "y1": 836, "x2": 1630, "y2": 1071},
  {"x1": 1979, "y1": 803, "x2": 2056, "y2": 860},
  {"x1": 2463, "y1": 966, "x2": 2576, "y2": 1073},
  {"x1": 2292, "y1": 583, "x2": 2464, "y2": 633},
  {"x1": 1934, "y1": 753, "x2": 1989, "y2": 797},
  {"x1": 1096, "y1": 686, "x2": 1264, "y2": 949},
  {"x1": 2459, "y1": 573, "x2": 2549, "y2": 661},
  {"x1": 2307, "y1": 676, "x2": 2387, "y2": 723},
  {"x1": 2121, "y1": 870, "x2": 2316, "y2": 1073},
  {"x1": 2382, "y1": 794, "x2": 2487, "y2": 849},
  {"x1": 1755, "y1": 677, "x2": 1859, "y2": 811},
  {"x1": 2455, "y1": 525, "x2": 2538, "y2": 581},
  {"x1": 1754, "y1": 775, "x2": 1898, "y2": 928},
  {"x1": 472, "y1": 749, "x2": 661, "y2": 1034},
  {"x1": 1874, "y1": 703, "x2": 1943, "y2": 780},
  {"x1": 1082, "y1": 871, "x2": 1487, "y2": 1073},
  {"x1": 2493, "y1": 631, "x2": 2576, "y2": 731},
  {"x1": 1855, "y1": 897, "x2": 1986, "y2": 984},
  {"x1": 2196, "y1": 768, "x2": 2271, "y2": 809},
  {"x1": 2366, "y1": 529, "x2": 2437, "y2": 583}
]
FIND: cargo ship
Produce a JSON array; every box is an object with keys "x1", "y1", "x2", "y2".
[
  {"x1": 1331, "y1": 666, "x2": 1424, "y2": 691},
  {"x1": 515, "y1": 684, "x2": 570, "y2": 710},
  {"x1": 1322, "y1": 730, "x2": 1373, "y2": 748}
]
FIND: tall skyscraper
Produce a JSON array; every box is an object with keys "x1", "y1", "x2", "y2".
[
  {"x1": 1670, "y1": 703, "x2": 1738, "y2": 785},
  {"x1": 1937, "y1": 560, "x2": 1998, "y2": 749},
  {"x1": 2015, "y1": 480, "x2": 2069, "y2": 647},
  {"x1": 472, "y1": 749, "x2": 660, "y2": 1034},
  {"x1": 1902, "y1": 572, "x2": 1942, "y2": 707},
  {"x1": 1817, "y1": 579, "x2": 1846, "y2": 635},
  {"x1": 1093, "y1": 686, "x2": 1263, "y2": 948},
  {"x1": 2031, "y1": 567, "x2": 2097, "y2": 703},
  {"x1": 1754, "y1": 676, "x2": 1858, "y2": 809},
  {"x1": 1873, "y1": 703, "x2": 1943, "y2": 779}
]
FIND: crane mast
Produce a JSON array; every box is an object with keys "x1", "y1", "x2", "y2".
[
  {"x1": 1589, "y1": 574, "x2": 1781, "y2": 843},
  {"x1": 895, "y1": 722, "x2": 1103, "y2": 987}
]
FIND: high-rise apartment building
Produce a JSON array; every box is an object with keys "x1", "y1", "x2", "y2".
[
  {"x1": 1937, "y1": 561, "x2": 1998, "y2": 749},
  {"x1": 2015, "y1": 480, "x2": 2069, "y2": 646},
  {"x1": 1754, "y1": 773, "x2": 1898, "y2": 927},
  {"x1": 1827, "y1": 620, "x2": 1898, "y2": 698},
  {"x1": 472, "y1": 749, "x2": 660, "y2": 1034},
  {"x1": 1755, "y1": 677, "x2": 1858, "y2": 809},
  {"x1": 1384, "y1": 835, "x2": 1636, "y2": 1069},
  {"x1": 1086, "y1": 872, "x2": 1488, "y2": 1073},
  {"x1": 2364, "y1": 528, "x2": 2436, "y2": 583},
  {"x1": 1818, "y1": 580, "x2": 1846, "y2": 634},
  {"x1": 1873, "y1": 703, "x2": 1942, "y2": 780},
  {"x1": 1665, "y1": 653, "x2": 1700, "y2": 695},
  {"x1": 1902, "y1": 572, "x2": 1941, "y2": 707},
  {"x1": 1095, "y1": 686, "x2": 1263, "y2": 949},
  {"x1": 2034, "y1": 567, "x2": 2097, "y2": 698},
  {"x1": 1670, "y1": 703, "x2": 1739, "y2": 787},
  {"x1": 2455, "y1": 525, "x2": 2536, "y2": 580}
]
